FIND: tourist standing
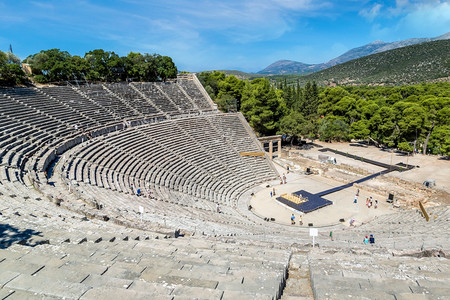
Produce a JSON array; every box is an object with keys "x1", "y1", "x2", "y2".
[{"x1": 291, "y1": 214, "x2": 295, "y2": 225}]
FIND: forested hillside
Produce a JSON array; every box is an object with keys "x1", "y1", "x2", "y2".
[
  {"x1": 259, "y1": 32, "x2": 449, "y2": 76},
  {"x1": 198, "y1": 71, "x2": 450, "y2": 155},
  {"x1": 299, "y1": 39, "x2": 450, "y2": 86}
]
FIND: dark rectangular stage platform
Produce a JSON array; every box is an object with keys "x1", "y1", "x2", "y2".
[{"x1": 276, "y1": 190, "x2": 332, "y2": 213}]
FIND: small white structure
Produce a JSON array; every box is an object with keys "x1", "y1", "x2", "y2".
[{"x1": 310, "y1": 228, "x2": 318, "y2": 248}]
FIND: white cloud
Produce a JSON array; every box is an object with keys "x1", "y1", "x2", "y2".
[
  {"x1": 396, "y1": 1, "x2": 450, "y2": 35},
  {"x1": 371, "y1": 1, "x2": 450, "y2": 39},
  {"x1": 359, "y1": 3, "x2": 383, "y2": 21}
]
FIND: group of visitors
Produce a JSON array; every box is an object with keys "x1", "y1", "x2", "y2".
[
  {"x1": 290, "y1": 213, "x2": 303, "y2": 225},
  {"x1": 366, "y1": 197, "x2": 378, "y2": 209},
  {"x1": 363, "y1": 234, "x2": 375, "y2": 244},
  {"x1": 354, "y1": 190, "x2": 378, "y2": 209},
  {"x1": 353, "y1": 189, "x2": 359, "y2": 203}
]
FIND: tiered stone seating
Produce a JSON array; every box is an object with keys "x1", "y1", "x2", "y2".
[
  {"x1": 106, "y1": 83, "x2": 161, "y2": 116},
  {"x1": 78, "y1": 84, "x2": 139, "y2": 119},
  {"x1": 177, "y1": 78, "x2": 215, "y2": 110},
  {"x1": 5, "y1": 87, "x2": 96, "y2": 129},
  {"x1": 339, "y1": 206, "x2": 450, "y2": 250},
  {"x1": 1, "y1": 190, "x2": 290, "y2": 299},
  {"x1": 134, "y1": 82, "x2": 184, "y2": 113},
  {"x1": 207, "y1": 113, "x2": 276, "y2": 179},
  {"x1": 61, "y1": 114, "x2": 278, "y2": 210},
  {"x1": 1, "y1": 236, "x2": 289, "y2": 299},
  {"x1": 41, "y1": 86, "x2": 118, "y2": 125},
  {"x1": 0, "y1": 90, "x2": 73, "y2": 182},
  {"x1": 308, "y1": 247, "x2": 450, "y2": 299},
  {"x1": 155, "y1": 82, "x2": 198, "y2": 112}
]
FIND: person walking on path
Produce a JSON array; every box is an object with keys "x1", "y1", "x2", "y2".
[
  {"x1": 291, "y1": 214, "x2": 295, "y2": 225},
  {"x1": 363, "y1": 236, "x2": 369, "y2": 244},
  {"x1": 369, "y1": 234, "x2": 375, "y2": 244},
  {"x1": 330, "y1": 231, "x2": 333, "y2": 241}
]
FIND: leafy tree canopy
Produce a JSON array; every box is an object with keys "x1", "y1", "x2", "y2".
[{"x1": 22, "y1": 49, "x2": 177, "y2": 84}]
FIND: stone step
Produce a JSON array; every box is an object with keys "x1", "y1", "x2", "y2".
[
  {"x1": 0, "y1": 271, "x2": 20, "y2": 289},
  {"x1": 221, "y1": 290, "x2": 273, "y2": 300},
  {"x1": 170, "y1": 285, "x2": 224, "y2": 300},
  {"x1": 35, "y1": 267, "x2": 89, "y2": 284},
  {"x1": 0, "y1": 289, "x2": 63, "y2": 300},
  {"x1": 80, "y1": 286, "x2": 173, "y2": 300},
  {"x1": 0, "y1": 260, "x2": 45, "y2": 276},
  {"x1": 81, "y1": 273, "x2": 134, "y2": 289},
  {"x1": 314, "y1": 288, "x2": 397, "y2": 300},
  {"x1": 102, "y1": 261, "x2": 146, "y2": 280},
  {"x1": 127, "y1": 279, "x2": 175, "y2": 295},
  {"x1": 4, "y1": 274, "x2": 90, "y2": 299}
]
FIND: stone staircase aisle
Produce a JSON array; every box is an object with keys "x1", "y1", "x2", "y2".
[{"x1": 280, "y1": 251, "x2": 314, "y2": 300}]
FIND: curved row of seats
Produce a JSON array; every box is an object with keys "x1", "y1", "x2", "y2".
[
  {"x1": 1, "y1": 188, "x2": 291, "y2": 300},
  {"x1": 62, "y1": 113, "x2": 277, "y2": 208},
  {"x1": 0, "y1": 77, "x2": 216, "y2": 181},
  {"x1": 1, "y1": 76, "x2": 278, "y2": 238}
]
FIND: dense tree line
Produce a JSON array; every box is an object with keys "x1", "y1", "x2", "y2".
[
  {"x1": 0, "y1": 51, "x2": 26, "y2": 85},
  {"x1": 198, "y1": 71, "x2": 450, "y2": 156},
  {"x1": 24, "y1": 49, "x2": 177, "y2": 83},
  {"x1": 0, "y1": 49, "x2": 177, "y2": 85}
]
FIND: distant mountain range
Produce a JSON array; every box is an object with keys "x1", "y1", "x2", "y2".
[
  {"x1": 258, "y1": 32, "x2": 450, "y2": 75},
  {"x1": 290, "y1": 39, "x2": 450, "y2": 86}
]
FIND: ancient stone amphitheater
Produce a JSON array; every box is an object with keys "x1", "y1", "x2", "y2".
[{"x1": 0, "y1": 74, "x2": 448, "y2": 299}]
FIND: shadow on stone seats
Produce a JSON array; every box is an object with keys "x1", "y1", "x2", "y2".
[{"x1": 0, "y1": 223, "x2": 44, "y2": 249}]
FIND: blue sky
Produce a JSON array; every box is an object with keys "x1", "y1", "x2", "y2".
[{"x1": 0, "y1": 0, "x2": 449, "y2": 72}]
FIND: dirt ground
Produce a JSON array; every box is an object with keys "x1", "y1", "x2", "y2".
[
  {"x1": 249, "y1": 141, "x2": 449, "y2": 227},
  {"x1": 287, "y1": 141, "x2": 450, "y2": 206}
]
